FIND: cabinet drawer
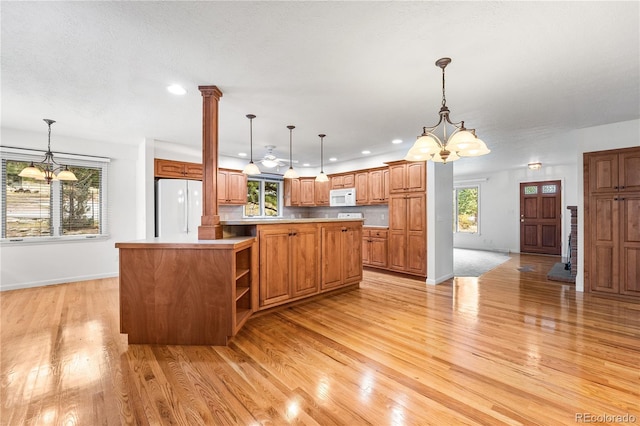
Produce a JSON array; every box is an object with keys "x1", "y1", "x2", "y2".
[{"x1": 370, "y1": 229, "x2": 388, "y2": 238}]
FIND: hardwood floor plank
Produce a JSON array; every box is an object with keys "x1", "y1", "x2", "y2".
[{"x1": 2, "y1": 254, "x2": 639, "y2": 425}]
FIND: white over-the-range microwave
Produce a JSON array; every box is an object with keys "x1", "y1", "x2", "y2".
[{"x1": 329, "y1": 188, "x2": 357, "y2": 207}]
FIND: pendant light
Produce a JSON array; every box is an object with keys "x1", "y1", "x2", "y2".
[
  {"x1": 315, "y1": 134, "x2": 329, "y2": 182},
  {"x1": 19, "y1": 119, "x2": 78, "y2": 184},
  {"x1": 242, "y1": 114, "x2": 261, "y2": 175},
  {"x1": 405, "y1": 57, "x2": 490, "y2": 163},
  {"x1": 283, "y1": 125, "x2": 298, "y2": 179}
]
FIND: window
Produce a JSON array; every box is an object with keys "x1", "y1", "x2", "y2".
[
  {"x1": 244, "y1": 178, "x2": 282, "y2": 217},
  {"x1": 1, "y1": 148, "x2": 109, "y2": 242},
  {"x1": 454, "y1": 186, "x2": 479, "y2": 233}
]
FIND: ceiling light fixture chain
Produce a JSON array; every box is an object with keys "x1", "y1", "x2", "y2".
[
  {"x1": 283, "y1": 125, "x2": 298, "y2": 179},
  {"x1": 315, "y1": 134, "x2": 329, "y2": 182},
  {"x1": 405, "y1": 57, "x2": 490, "y2": 163},
  {"x1": 242, "y1": 114, "x2": 261, "y2": 175},
  {"x1": 18, "y1": 119, "x2": 78, "y2": 184}
]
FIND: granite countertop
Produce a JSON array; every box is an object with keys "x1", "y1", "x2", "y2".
[
  {"x1": 363, "y1": 225, "x2": 389, "y2": 229},
  {"x1": 222, "y1": 218, "x2": 365, "y2": 225}
]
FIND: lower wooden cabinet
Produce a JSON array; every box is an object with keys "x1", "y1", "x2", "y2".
[
  {"x1": 362, "y1": 228, "x2": 388, "y2": 269},
  {"x1": 117, "y1": 237, "x2": 256, "y2": 346},
  {"x1": 389, "y1": 193, "x2": 426, "y2": 276},
  {"x1": 321, "y1": 223, "x2": 362, "y2": 290},
  {"x1": 258, "y1": 224, "x2": 320, "y2": 307}
]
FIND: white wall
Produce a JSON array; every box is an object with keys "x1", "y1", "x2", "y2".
[
  {"x1": 427, "y1": 162, "x2": 454, "y2": 284},
  {"x1": 453, "y1": 162, "x2": 578, "y2": 255},
  {"x1": 1, "y1": 128, "x2": 140, "y2": 290}
]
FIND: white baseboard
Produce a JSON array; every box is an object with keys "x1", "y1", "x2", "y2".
[
  {"x1": 426, "y1": 272, "x2": 454, "y2": 285},
  {"x1": 0, "y1": 272, "x2": 118, "y2": 292}
]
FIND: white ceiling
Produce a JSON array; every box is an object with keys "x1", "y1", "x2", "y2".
[{"x1": 2, "y1": 1, "x2": 639, "y2": 176}]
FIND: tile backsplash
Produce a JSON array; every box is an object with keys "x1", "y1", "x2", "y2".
[{"x1": 219, "y1": 204, "x2": 389, "y2": 227}]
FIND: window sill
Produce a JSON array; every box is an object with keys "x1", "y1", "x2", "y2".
[{"x1": 1, "y1": 234, "x2": 110, "y2": 246}]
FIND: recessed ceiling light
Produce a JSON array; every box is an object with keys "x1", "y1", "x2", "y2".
[
  {"x1": 392, "y1": 139, "x2": 403, "y2": 144},
  {"x1": 329, "y1": 157, "x2": 337, "y2": 162},
  {"x1": 361, "y1": 150, "x2": 371, "y2": 155},
  {"x1": 238, "y1": 152, "x2": 247, "y2": 157},
  {"x1": 303, "y1": 163, "x2": 310, "y2": 167},
  {"x1": 167, "y1": 84, "x2": 187, "y2": 95}
]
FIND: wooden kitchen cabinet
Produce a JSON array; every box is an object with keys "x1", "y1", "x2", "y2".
[
  {"x1": 218, "y1": 169, "x2": 247, "y2": 205},
  {"x1": 389, "y1": 193, "x2": 426, "y2": 276},
  {"x1": 388, "y1": 161, "x2": 426, "y2": 193},
  {"x1": 356, "y1": 172, "x2": 369, "y2": 205},
  {"x1": 584, "y1": 147, "x2": 640, "y2": 299},
  {"x1": 155, "y1": 158, "x2": 203, "y2": 180},
  {"x1": 321, "y1": 222, "x2": 362, "y2": 290},
  {"x1": 299, "y1": 178, "x2": 316, "y2": 206},
  {"x1": 315, "y1": 179, "x2": 330, "y2": 206},
  {"x1": 368, "y1": 167, "x2": 389, "y2": 204},
  {"x1": 284, "y1": 178, "x2": 300, "y2": 206},
  {"x1": 117, "y1": 237, "x2": 256, "y2": 346},
  {"x1": 331, "y1": 173, "x2": 355, "y2": 189},
  {"x1": 587, "y1": 149, "x2": 640, "y2": 193},
  {"x1": 258, "y1": 224, "x2": 320, "y2": 308},
  {"x1": 362, "y1": 228, "x2": 388, "y2": 269}
]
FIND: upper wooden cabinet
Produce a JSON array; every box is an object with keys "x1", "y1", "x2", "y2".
[
  {"x1": 331, "y1": 173, "x2": 355, "y2": 189},
  {"x1": 315, "y1": 180, "x2": 330, "y2": 206},
  {"x1": 368, "y1": 167, "x2": 389, "y2": 204},
  {"x1": 355, "y1": 172, "x2": 368, "y2": 205},
  {"x1": 299, "y1": 178, "x2": 316, "y2": 206},
  {"x1": 155, "y1": 158, "x2": 203, "y2": 180},
  {"x1": 388, "y1": 161, "x2": 426, "y2": 193},
  {"x1": 218, "y1": 169, "x2": 247, "y2": 205},
  {"x1": 284, "y1": 178, "x2": 301, "y2": 206},
  {"x1": 587, "y1": 148, "x2": 640, "y2": 193}
]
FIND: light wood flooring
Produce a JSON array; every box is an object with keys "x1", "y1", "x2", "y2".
[{"x1": 2, "y1": 254, "x2": 639, "y2": 425}]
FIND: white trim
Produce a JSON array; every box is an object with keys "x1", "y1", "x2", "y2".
[
  {"x1": 426, "y1": 272, "x2": 454, "y2": 285},
  {"x1": 0, "y1": 272, "x2": 118, "y2": 292}
]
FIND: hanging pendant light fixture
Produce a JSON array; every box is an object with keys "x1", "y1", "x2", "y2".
[
  {"x1": 405, "y1": 57, "x2": 490, "y2": 163},
  {"x1": 242, "y1": 114, "x2": 261, "y2": 175},
  {"x1": 19, "y1": 119, "x2": 78, "y2": 184},
  {"x1": 315, "y1": 134, "x2": 329, "y2": 182},
  {"x1": 283, "y1": 125, "x2": 298, "y2": 179}
]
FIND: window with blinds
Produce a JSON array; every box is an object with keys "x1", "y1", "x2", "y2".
[{"x1": 1, "y1": 148, "x2": 109, "y2": 242}]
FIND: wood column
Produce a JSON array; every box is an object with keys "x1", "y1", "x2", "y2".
[{"x1": 198, "y1": 85, "x2": 224, "y2": 240}]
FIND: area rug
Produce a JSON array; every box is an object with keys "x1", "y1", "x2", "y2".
[
  {"x1": 454, "y1": 248, "x2": 511, "y2": 277},
  {"x1": 547, "y1": 262, "x2": 575, "y2": 283}
]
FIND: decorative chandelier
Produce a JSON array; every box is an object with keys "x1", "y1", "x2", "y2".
[
  {"x1": 242, "y1": 114, "x2": 261, "y2": 175},
  {"x1": 405, "y1": 57, "x2": 490, "y2": 163},
  {"x1": 19, "y1": 119, "x2": 78, "y2": 183},
  {"x1": 283, "y1": 125, "x2": 298, "y2": 179},
  {"x1": 315, "y1": 134, "x2": 329, "y2": 182}
]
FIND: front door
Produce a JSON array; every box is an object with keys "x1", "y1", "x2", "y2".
[{"x1": 520, "y1": 180, "x2": 562, "y2": 255}]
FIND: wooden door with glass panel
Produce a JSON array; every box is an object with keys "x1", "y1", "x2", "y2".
[{"x1": 520, "y1": 180, "x2": 562, "y2": 255}]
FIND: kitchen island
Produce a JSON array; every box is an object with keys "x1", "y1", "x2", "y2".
[{"x1": 116, "y1": 218, "x2": 363, "y2": 346}]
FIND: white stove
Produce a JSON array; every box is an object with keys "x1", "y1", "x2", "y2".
[{"x1": 337, "y1": 212, "x2": 363, "y2": 219}]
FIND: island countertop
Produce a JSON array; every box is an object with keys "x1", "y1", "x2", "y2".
[
  {"x1": 115, "y1": 235, "x2": 256, "y2": 249},
  {"x1": 221, "y1": 218, "x2": 364, "y2": 225}
]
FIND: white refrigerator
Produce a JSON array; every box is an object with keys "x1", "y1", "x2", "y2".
[{"x1": 156, "y1": 179, "x2": 202, "y2": 239}]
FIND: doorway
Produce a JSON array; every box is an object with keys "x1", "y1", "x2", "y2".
[{"x1": 519, "y1": 180, "x2": 562, "y2": 255}]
